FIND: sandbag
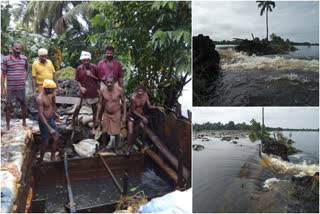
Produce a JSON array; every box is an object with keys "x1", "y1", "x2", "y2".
[{"x1": 73, "y1": 139, "x2": 99, "y2": 157}]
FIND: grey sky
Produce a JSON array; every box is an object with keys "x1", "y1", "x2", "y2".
[
  {"x1": 193, "y1": 107, "x2": 319, "y2": 129},
  {"x1": 193, "y1": 1, "x2": 319, "y2": 43}
]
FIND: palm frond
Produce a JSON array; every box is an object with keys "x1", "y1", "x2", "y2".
[{"x1": 55, "y1": 2, "x2": 91, "y2": 34}]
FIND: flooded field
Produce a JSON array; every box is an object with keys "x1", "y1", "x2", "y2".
[{"x1": 193, "y1": 130, "x2": 319, "y2": 213}]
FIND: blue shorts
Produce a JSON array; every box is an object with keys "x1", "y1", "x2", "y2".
[{"x1": 38, "y1": 117, "x2": 57, "y2": 139}]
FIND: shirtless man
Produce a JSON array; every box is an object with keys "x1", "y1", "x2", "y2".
[
  {"x1": 96, "y1": 74, "x2": 126, "y2": 153},
  {"x1": 36, "y1": 79, "x2": 59, "y2": 162},
  {"x1": 127, "y1": 85, "x2": 164, "y2": 153}
]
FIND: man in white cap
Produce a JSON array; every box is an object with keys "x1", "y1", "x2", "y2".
[
  {"x1": 32, "y1": 48, "x2": 61, "y2": 122},
  {"x1": 66, "y1": 51, "x2": 99, "y2": 133},
  {"x1": 32, "y1": 48, "x2": 59, "y2": 97}
]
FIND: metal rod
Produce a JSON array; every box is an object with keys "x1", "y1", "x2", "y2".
[
  {"x1": 98, "y1": 154, "x2": 123, "y2": 194},
  {"x1": 64, "y1": 153, "x2": 77, "y2": 213}
]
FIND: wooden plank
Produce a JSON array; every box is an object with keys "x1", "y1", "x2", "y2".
[{"x1": 55, "y1": 96, "x2": 80, "y2": 105}]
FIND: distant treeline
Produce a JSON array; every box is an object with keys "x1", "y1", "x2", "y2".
[
  {"x1": 213, "y1": 40, "x2": 319, "y2": 46},
  {"x1": 193, "y1": 121, "x2": 319, "y2": 132}
]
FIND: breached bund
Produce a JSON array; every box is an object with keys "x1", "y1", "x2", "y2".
[{"x1": 1, "y1": 109, "x2": 191, "y2": 213}]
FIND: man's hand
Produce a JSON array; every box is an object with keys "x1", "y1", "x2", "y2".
[
  {"x1": 54, "y1": 112, "x2": 60, "y2": 119},
  {"x1": 95, "y1": 118, "x2": 100, "y2": 126},
  {"x1": 142, "y1": 117, "x2": 148, "y2": 125},
  {"x1": 158, "y1": 106, "x2": 164, "y2": 112},
  {"x1": 50, "y1": 128, "x2": 58, "y2": 141},
  {"x1": 33, "y1": 91, "x2": 38, "y2": 98},
  {"x1": 86, "y1": 70, "x2": 94, "y2": 78},
  {"x1": 80, "y1": 86, "x2": 87, "y2": 94}
]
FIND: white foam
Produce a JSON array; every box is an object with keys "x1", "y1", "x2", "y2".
[
  {"x1": 261, "y1": 153, "x2": 319, "y2": 177},
  {"x1": 219, "y1": 49, "x2": 319, "y2": 72},
  {"x1": 263, "y1": 178, "x2": 281, "y2": 189}
]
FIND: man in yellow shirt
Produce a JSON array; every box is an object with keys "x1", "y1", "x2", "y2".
[
  {"x1": 32, "y1": 48, "x2": 59, "y2": 96},
  {"x1": 32, "y1": 48, "x2": 61, "y2": 120}
]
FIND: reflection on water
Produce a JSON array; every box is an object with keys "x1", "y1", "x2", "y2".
[{"x1": 193, "y1": 131, "x2": 319, "y2": 213}]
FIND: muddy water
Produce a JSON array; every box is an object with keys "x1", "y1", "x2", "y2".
[
  {"x1": 33, "y1": 169, "x2": 174, "y2": 212},
  {"x1": 193, "y1": 131, "x2": 319, "y2": 213},
  {"x1": 207, "y1": 48, "x2": 319, "y2": 106}
]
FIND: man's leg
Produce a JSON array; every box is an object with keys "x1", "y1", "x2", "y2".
[
  {"x1": 5, "y1": 103, "x2": 12, "y2": 130},
  {"x1": 91, "y1": 103, "x2": 97, "y2": 133},
  {"x1": 100, "y1": 133, "x2": 110, "y2": 151},
  {"x1": 114, "y1": 134, "x2": 120, "y2": 153},
  {"x1": 66, "y1": 104, "x2": 81, "y2": 130},
  {"x1": 20, "y1": 100, "x2": 27, "y2": 127},
  {"x1": 51, "y1": 138, "x2": 57, "y2": 161},
  {"x1": 39, "y1": 138, "x2": 48, "y2": 162},
  {"x1": 127, "y1": 121, "x2": 134, "y2": 153}
]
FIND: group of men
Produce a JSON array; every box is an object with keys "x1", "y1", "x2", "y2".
[{"x1": 1, "y1": 41, "x2": 164, "y2": 161}]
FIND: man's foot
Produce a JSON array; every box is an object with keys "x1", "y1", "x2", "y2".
[{"x1": 66, "y1": 124, "x2": 73, "y2": 130}]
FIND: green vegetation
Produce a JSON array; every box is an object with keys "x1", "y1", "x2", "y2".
[
  {"x1": 1, "y1": 1, "x2": 191, "y2": 108},
  {"x1": 56, "y1": 66, "x2": 76, "y2": 80},
  {"x1": 193, "y1": 120, "x2": 319, "y2": 132},
  {"x1": 274, "y1": 132, "x2": 302, "y2": 155}
]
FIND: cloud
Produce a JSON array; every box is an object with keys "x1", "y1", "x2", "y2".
[
  {"x1": 193, "y1": 1, "x2": 319, "y2": 42},
  {"x1": 193, "y1": 107, "x2": 319, "y2": 129}
]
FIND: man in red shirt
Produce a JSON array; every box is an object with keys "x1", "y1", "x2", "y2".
[
  {"x1": 97, "y1": 46, "x2": 124, "y2": 88},
  {"x1": 66, "y1": 51, "x2": 99, "y2": 133},
  {"x1": 1, "y1": 41, "x2": 28, "y2": 131}
]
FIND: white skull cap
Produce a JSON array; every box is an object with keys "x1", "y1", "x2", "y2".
[
  {"x1": 80, "y1": 51, "x2": 91, "y2": 60},
  {"x1": 38, "y1": 48, "x2": 48, "y2": 56}
]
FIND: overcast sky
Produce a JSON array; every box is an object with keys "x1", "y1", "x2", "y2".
[
  {"x1": 193, "y1": 107, "x2": 319, "y2": 129},
  {"x1": 193, "y1": 1, "x2": 319, "y2": 43}
]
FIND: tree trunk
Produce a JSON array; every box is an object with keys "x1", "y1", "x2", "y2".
[{"x1": 266, "y1": 9, "x2": 268, "y2": 41}]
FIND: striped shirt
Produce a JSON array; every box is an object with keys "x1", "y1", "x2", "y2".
[{"x1": 1, "y1": 54, "x2": 28, "y2": 91}]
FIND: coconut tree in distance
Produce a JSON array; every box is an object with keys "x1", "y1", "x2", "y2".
[{"x1": 256, "y1": 1, "x2": 276, "y2": 41}]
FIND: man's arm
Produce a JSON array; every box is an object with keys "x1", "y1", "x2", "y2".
[
  {"x1": 1, "y1": 70, "x2": 6, "y2": 99},
  {"x1": 95, "y1": 90, "x2": 104, "y2": 125},
  {"x1": 120, "y1": 88, "x2": 126, "y2": 123},
  {"x1": 118, "y1": 77, "x2": 123, "y2": 88},
  {"x1": 130, "y1": 97, "x2": 148, "y2": 124},
  {"x1": 53, "y1": 73, "x2": 59, "y2": 89},
  {"x1": 32, "y1": 77, "x2": 37, "y2": 97},
  {"x1": 146, "y1": 94, "x2": 164, "y2": 112}
]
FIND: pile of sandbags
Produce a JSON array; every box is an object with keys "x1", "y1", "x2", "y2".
[{"x1": 1, "y1": 127, "x2": 32, "y2": 213}]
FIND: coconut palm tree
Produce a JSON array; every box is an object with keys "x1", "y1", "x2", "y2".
[
  {"x1": 13, "y1": 1, "x2": 92, "y2": 37},
  {"x1": 256, "y1": 1, "x2": 275, "y2": 41}
]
